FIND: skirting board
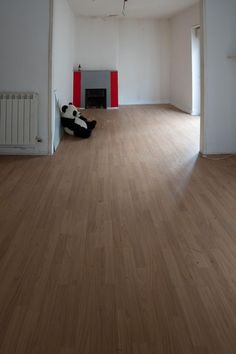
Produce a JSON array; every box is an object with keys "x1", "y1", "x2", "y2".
[
  {"x1": 200, "y1": 152, "x2": 236, "y2": 157},
  {"x1": 120, "y1": 99, "x2": 170, "y2": 106},
  {"x1": 199, "y1": 152, "x2": 236, "y2": 159},
  {"x1": 78, "y1": 100, "x2": 170, "y2": 109},
  {"x1": 78, "y1": 107, "x2": 119, "y2": 110},
  {"x1": 191, "y1": 111, "x2": 201, "y2": 116},
  {"x1": 170, "y1": 101, "x2": 192, "y2": 114}
]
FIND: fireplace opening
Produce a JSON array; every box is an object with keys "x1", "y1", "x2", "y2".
[{"x1": 85, "y1": 89, "x2": 107, "y2": 109}]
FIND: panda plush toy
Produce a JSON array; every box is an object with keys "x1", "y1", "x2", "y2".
[{"x1": 61, "y1": 103, "x2": 97, "y2": 138}]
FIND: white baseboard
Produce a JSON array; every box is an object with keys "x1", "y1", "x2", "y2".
[
  {"x1": 79, "y1": 107, "x2": 119, "y2": 110},
  {"x1": 120, "y1": 99, "x2": 170, "y2": 106},
  {"x1": 170, "y1": 101, "x2": 192, "y2": 114},
  {"x1": 79, "y1": 100, "x2": 170, "y2": 109},
  {"x1": 158, "y1": 99, "x2": 170, "y2": 105},
  {"x1": 202, "y1": 150, "x2": 236, "y2": 156},
  {"x1": 191, "y1": 111, "x2": 201, "y2": 116}
]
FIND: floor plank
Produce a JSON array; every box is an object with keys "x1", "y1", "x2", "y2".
[{"x1": 0, "y1": 105, "x2": 236, "y2": 354}]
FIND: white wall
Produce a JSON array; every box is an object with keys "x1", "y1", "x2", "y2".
[
  {"x1": 0, "y1": 0, "x2": 50, "y2": 154},
  {"x1": 170, "y1": 3, "x2": 200, "y2": 114},
  {"x1": 75, "y1": 17, "x2": 119, "y2": 71},
  {"x1": 202, "y1": 0, "x2": 236, "y2": 154},
  {"x1": 118, "y1": 19, "x2": 170, "y2": 105},
  {"x1": 52, "y1": 0, "x2": 76, "y2": 151},
  {"x1": 74, "y1": 17, "x2": 170, "y2": 105}
]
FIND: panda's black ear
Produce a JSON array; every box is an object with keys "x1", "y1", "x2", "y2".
[
  {"x1": 69, "y1": 102, "x2": 73, "y2": 105},
  {"x1": 73, "y1": 110, "x2": 77, "y2": 117},
  {"x1": 62, "y1": 105, "x2": 68, "y2": 113}
]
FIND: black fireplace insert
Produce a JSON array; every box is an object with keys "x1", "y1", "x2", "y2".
[{"x1": 85, "y1": 89, "x2": 107, "y2": 109}]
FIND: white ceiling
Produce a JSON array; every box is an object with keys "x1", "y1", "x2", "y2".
[{"x1": 68, "y1": 0, "x2": 199, "y2": 19}]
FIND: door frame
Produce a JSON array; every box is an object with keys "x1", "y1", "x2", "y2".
[
  {"x1": 191, "y1": 24, "x2": 201, "y2": 117},
  {"x1": 200, "y1": 0, "x2": 206, "y2": 154}
]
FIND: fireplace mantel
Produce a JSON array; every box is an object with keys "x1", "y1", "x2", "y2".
[{"x1": 73, "y1": 70, "x2": 118, "y2": 109}]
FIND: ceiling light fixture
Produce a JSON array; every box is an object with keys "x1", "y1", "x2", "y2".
[{"x1": 107, "y1": 0, "x2": 128, "y2": 18}]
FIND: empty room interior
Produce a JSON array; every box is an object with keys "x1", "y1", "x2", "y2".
[{"x1": 0, "y1": 0, "x2": 236, "y2": 353}]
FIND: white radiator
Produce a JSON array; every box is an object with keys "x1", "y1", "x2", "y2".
[{"x1": 0, "y1": 92, "x2": 38, "y2": 146}]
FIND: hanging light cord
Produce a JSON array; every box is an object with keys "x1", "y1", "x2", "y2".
[{"x1": 122, "y1": 0, "x2": 127, "y2": 16}]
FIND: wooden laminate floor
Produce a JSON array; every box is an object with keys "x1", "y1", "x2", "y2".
[{"x1": 0, "y1": 105, "x2": 236, "y2": 354}]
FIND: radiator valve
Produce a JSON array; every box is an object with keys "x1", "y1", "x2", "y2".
[{"x1": 36, "y1": 136, "x2": 43, "y2": 143}]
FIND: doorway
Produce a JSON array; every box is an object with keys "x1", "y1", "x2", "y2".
[{"x1": 191, "y1": 25, "x2": 201, "y2": 116}]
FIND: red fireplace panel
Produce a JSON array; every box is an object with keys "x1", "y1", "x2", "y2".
[
  {"x1": 111, "y1": 71, "x2": 118, "y2": 108},
  {"x1": 73, "y1": 71, "x2": 81, "y2": 108}
]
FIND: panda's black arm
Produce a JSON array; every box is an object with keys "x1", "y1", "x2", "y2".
[
  {"x1": 79, "y1": 115, "x2": 88, "y2": 123},
  {"x1": 61, "y1": 118, "x2": 75, "y2": 130}
]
